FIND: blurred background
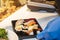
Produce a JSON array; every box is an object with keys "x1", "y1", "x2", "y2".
[
  {"x1": 0, "y1": 0, "x2": 56, "y2": 21},
  {"x1": 0, "y1": 0, "x2": 27, "y2": 21}
]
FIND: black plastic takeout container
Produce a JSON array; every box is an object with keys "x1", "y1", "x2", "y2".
[{"x1": 12, "y1": 18, "x2": 43, "y2": 40}]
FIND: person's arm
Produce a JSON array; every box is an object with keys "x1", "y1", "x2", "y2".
[
  {"x1": 36, "y1": 18, "x2": 55, "y2": 40},
  {"x1": 37, "y1": 17, "x2": 60, "y2": 40}
]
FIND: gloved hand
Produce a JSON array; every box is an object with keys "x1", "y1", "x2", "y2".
[{"x1": 37, "y1": 17, "x2": 60, "y2": 40}]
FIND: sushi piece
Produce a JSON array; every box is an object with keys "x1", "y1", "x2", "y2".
[
  {"x1": 15, "y1": 25, "x2": 23, "y2": 31},
  {"x1": 24, "y1": 20, "x2": 36, "y2": 26},
  {"x1": 15, "y1": 19, "x2": 24, "y2": 26}
]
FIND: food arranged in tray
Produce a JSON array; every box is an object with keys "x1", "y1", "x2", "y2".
[{"x1": 12, "y1": 18, "x2": 43, "y2": 39}]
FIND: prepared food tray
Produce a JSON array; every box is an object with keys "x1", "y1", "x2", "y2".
[{"x1": 12, "y1": 18, "x2": 43, "y2": 39}]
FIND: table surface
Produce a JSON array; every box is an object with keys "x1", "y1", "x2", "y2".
[{"x1": 0, "y1": 5, "x2": 58, "y2": 40}]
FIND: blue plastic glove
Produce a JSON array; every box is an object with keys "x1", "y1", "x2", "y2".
[{"x1": 37, "y1": 16, "x2": 60, "y2": 40}]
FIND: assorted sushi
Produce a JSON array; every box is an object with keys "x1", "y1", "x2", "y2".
[{"x1": 15, "y1": 19, "x2": 40, "y2": 35}]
